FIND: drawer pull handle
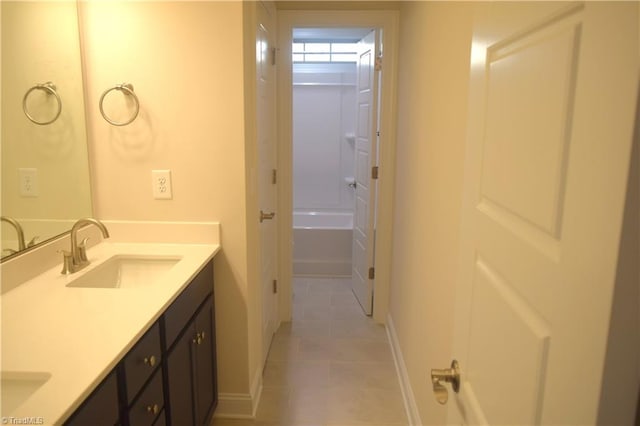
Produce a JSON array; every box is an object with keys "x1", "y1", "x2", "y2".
[
  {"x1": 146, "y1": 403, "x2": 160, "y2": 415},
  {"x1": 143, "y1": 355, "x2": 157, "y2": 367}
]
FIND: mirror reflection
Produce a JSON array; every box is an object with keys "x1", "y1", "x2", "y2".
[{"x1": 1, "y1": 1, "x2": 93, "y2": 260}]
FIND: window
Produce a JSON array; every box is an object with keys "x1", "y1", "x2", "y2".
[{"x1": 292, "y1": 42, "x2": 358, "y2": 63}]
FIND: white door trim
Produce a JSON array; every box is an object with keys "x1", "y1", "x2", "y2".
[{"x1": 277, "y1": 9, "x2": 399, "y2": 323}]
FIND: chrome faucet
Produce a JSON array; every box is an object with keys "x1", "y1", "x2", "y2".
[
  {"x1": 62, "y1": 218, "x2": 110, "y2": 274},
  {"x1": 1, "y1": 216, "x2": 26, "y2": 251}
]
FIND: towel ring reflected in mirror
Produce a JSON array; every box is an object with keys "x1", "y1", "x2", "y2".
[
  {"x1": 22, "y1": 82, "x2": 62, "y2": 125},
  {"x1": 99, "y1": 83, "x2": 140, "y2": 126}
]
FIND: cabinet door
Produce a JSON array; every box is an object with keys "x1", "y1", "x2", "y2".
[
  {"x1": 193, "y1": 298, "x2": 217, "y2": 425},
  {"x1": 164, "y1": 262, "x2": 213, "y2": 349},
  {"x1": 64, "y1": 371, "x2": 119, "y2": 426},
  {"x1": 166, "y1": 323, "x2": 196, "y2": 426}
]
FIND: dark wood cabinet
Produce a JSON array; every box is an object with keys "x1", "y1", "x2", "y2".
[
  {"x1": 64, "y1": 371, "x2": 119, "y2": 426},
  {"x1": 193, "y1": 299, "x2": 217, "y2": 424},
  {"x1": 122, "y1": 323, "x2": 162, "y2": 405},
  {"x1": 166, "y1": 325, "x2": 195, "y2": 425},
  {"x1": 165, "y1": 260, "x2": 217, "y2": 426},
  {"x1": 166, "y1": 295, "x2": 217, "y2": 426},
  {"x1": 163, "y1": 261, "x2": 213, "y2": 349},
  {"x1": 127, "y1": 369, "x2": 164, "y2": 426},
  {"x1": 64, "y1": 259, "x2": 217, "y2": 426}
]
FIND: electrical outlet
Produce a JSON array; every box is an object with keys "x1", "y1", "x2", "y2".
[
  {"x1": 152, "y1": 170, "x2": 172, "y2": 199},
  {"x1": 19, "y1": 168, "x2": 39, "y2": 197}
]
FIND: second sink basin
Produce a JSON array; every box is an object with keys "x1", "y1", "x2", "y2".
[
  {"x1": 1, "y1": 371, "x2": 51, "y2": 415},
  {"x1": 66, "y1": 255, "x2": 181, "y2": 289}
]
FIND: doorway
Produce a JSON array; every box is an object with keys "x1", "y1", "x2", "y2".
[
  {"x1": 277, "y1": 10, "x2": 399, "y2": 324},
  {"x1": 290, "y1": 27, "x2": 379, "y2": 316}
]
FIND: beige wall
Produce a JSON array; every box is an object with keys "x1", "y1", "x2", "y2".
[
  {"x1": 389, "y1": 2, "x2": 473, "y2": 424},
  {"x1": 79, "y1": 1, "x2": 253, "y2": 396}
]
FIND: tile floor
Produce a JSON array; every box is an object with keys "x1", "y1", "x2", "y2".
[{"x1": 212, "y1": 277, "x2": 408, "y2": 426}]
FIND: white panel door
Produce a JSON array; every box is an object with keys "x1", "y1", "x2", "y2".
[
  {"x1": 351, "y1": 30, "x2": 379, "y2": 315},
  {"x1": 257, "y1": 1, "x2": 278, "y2": 367},
  {"x1": 448, "y1": 3, "x2": 638, "y2": 425}
]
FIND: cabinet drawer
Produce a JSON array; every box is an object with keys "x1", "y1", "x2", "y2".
[
  {"x1": 127, "y1": 369, "x2": 164, "y2": 426},
  {"x1": 153, "y1": 409, "x2": 166, "y2": 426},
  {"x1": 164, "y1": 260, "x2": 213, "y2": 348},
  {"x1": 123, "y1": 322, "x2": 161, "y2": 403},
  {"x1": 64, "y1": 371, "x2": 118, "y2": 426}
]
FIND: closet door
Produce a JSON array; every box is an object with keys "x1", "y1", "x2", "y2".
[
  {"x1": 256, "y1": 0, "x2": 278, "y2": 366},
  {"x1": 446, "y1": 3, "x2": 639, "y2": 424}
]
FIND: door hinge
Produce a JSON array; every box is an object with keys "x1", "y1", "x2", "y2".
[
  {"x1": 375, "y1": 55, "x2": 382, "y2": 71},
  {"x1": 271, "y1": 47, "x2": 276, "y2": 66},
  {"x1": 371, "y1": 166, "x2": 379, "y2": 180},
  {"x1": 368, "y1": 267, "x2": 375, "y2": 280},
  {"x1": 272, "y1": 169, "x2": 277, "y2": 184},
  {"x1": 272, "y1": 279, "x2": 278, "y2": 294}
]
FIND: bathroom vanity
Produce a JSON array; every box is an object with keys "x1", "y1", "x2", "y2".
[
  {"x1": 65, "y1": 260, "x2": 216, "y2": 426},
  {"x1": 0, "y1": 222, "x2": 220, "y2": 425}
]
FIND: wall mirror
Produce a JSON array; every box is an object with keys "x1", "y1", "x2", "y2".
[{"x1": 1, "y1": 1, "x2": 93, "y2": 260}]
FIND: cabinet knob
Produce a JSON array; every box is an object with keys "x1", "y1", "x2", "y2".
[
  {"x1": 143, "y1": 355, "x2": 157, "y2": 367},
  {"x1": 193, "y1": 332, "x2": 205, "y2": 345},
  {"x1": 146, "y1": 403, "x2": 160, "y2": 415}
]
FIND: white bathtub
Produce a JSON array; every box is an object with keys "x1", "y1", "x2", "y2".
[{"x1": 293, "y1": 211, "x2": 353, "y2": 277}]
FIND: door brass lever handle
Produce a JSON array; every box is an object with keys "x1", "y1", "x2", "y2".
[
  {"x1": 260, "y1": 210, "x2": 275, "y2": 223},
  {"x1": 430, "y1": 360, "x2": 460, "y2": 405}
]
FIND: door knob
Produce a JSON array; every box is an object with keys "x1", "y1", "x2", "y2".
[
  {"x1": 260, "y1": 210, "x2": 275, "y2": 223},
  {"x1": 430, "y1": 360, "x2": 460, "y2": 405}
]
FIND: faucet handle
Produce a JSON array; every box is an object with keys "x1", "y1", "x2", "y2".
[
  {"x1": 60, "y1": 250, "x2": 74, "y2": 275},
  {"x1": 27, "y1": 236, "x2": 39, "y2": 248},
  {"x1": 78, "y1": 238, "x2": 90, "y2": 262}
]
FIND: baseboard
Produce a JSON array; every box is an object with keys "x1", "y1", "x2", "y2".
[
  {"x1": 387, "y1": 314, "x2": 422, "y2": 426},
  {"x1": 214, "y1": 368, "x2": 263, "y2": 419},
  {"x1": 250, "y1": 367, "x2": 263, "y2": 417},
  {"x1": 214, "y1": 393, "x2": 253, "y2": 419}
]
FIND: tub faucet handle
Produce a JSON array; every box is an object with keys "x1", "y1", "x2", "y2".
[{"x1": 345, "y1": 177, "x2": 357, "y2": 189}]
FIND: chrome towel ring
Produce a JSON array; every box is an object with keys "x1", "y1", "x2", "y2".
[
  {"x1": 23, "y1": 82, "x2": 62, "y2": 125},
  {"x1": 99, "y1": 83, "x2": 140, "y2": 126}
]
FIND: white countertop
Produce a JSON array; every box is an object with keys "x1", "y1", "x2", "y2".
[{"x1": 1, "y1": 222, "x2": 220, "y2": 424}]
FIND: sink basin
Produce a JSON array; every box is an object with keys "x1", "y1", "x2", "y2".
[
  {"x1": 66, "y1": 255, "x2": 181, "y2": 289},
  {"x1": 1, "y1": 371, "x2": 51, "y2": 415}
]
